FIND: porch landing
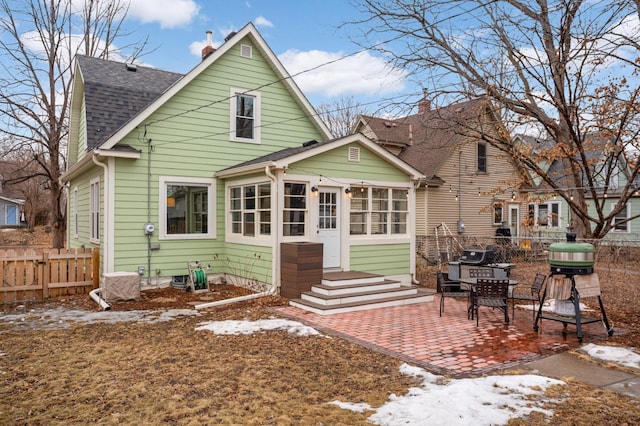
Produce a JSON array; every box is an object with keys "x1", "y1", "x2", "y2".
[{"x1": 288, "y1": 271, "x2": 435, "y2": 315}]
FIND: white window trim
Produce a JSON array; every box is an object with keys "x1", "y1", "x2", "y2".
[
  {"x1": 159, "y1": 176, "x2": 216, "y2": 240},
  {"x1": 73, "y1": 186, "x2": 79, "y2": 239},
  {"x1": 477, "y1": 143, "x2": 487, "y2": 173},
  {"x1": 493, "y1": 202, "x2": 504, "y2": 226},
  {"x1": 611, "y1": 202, "x2": 630, "y2": 233},
  {"x1": 281, "y1": 181, "x2": 309, "y2": 241},
  {"x1": 535, "y1": 201, "x2": 561, "y2": 228},
  {"x1": 89, "y1": 177, "x2": 100, "y2": 244},
  {"x1": 226, "y1": 179, "x2": 273, "y2": 245},
  {"x1": 229, "y1": 87, "x2": 261, "y2": 144},
  {"x1": 349, "y1": 186, "x2": 410, "y2": 239}
]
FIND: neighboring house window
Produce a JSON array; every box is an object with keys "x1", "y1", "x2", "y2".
[
  {"x1": 283, "y1": 182, "x2": 307, "y2": 236},
  {"x1": 493, "y1": 202, "x2": 503, "y2": 225},
  {"x1": 73, "y1": 187, "x2": 79, "y2": 239},
  {"x1": 477, "y1": 143, "x2": 487, "y2": 173},
  {"x1": 160, "y1": 176, "x2": 215, "y2": 239},
  {"x1": 350, "y1": 187, "x2": 409, "y2": 236},
  {"x1": 612, "y1": 203, "x2": 630, "y2": 232},
  {"x1": 535, "y1": 201, "x2": 561, "y2": 227},
  {"x1": 230, "y1": 88, "x2": 260, "y2": 143},
  {"x1": 527, "y1": 203, "x2": 535, "y2": 227},
  {"x1": 90, "y1": 178, "x2": 100, "y2": 243},
  {"x1": 229, "y1": 182, "x2": 271, "y2": 237}
]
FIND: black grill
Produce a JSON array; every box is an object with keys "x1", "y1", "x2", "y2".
[{"x1": 459, "y1": 249, "x2": 494, "y2": 265}]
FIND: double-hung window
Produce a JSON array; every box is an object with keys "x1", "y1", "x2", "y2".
[
  {"x1": 230, "y1": 88, "x2": 260, "y2": 143},
  {"x1": 533, "y1": 201, "x2": 561, "y2": 227},
  {"x1": 350, "y1": 187, "x2": 408, "y2": 236},
  {"x1": 230, "y1": 182, "x2": 271, "y2": 238},
  {"x1": 493, "y1": 202, "x2": 503, "y2": 225},
  {"x1": 73, "y1": 187, "x2": 79, "y2": 239},
  {"x1": 477, "y1": 143, "x2": 487, "y2": 173},
  {"x1": 89, "y1": 178, "x2": 100, "y2": 243},
  {"x1": 160, "y1": 177, "x2": 215, "y2": 239},
  {"x1": 612, "y1": 203, "x2": 630, "y2": 232}
]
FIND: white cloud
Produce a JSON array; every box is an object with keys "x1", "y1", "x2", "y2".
[
  {"x1": 255, "y1": 16, "x2": 274, "y2": 28},
  {"x1": 279, "y1": 49, "x2": 406, "y2": 98},
  {"x1": 127, "y1": 0, "x2": 200, "y2": 29}
]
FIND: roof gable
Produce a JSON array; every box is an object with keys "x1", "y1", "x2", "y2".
[
  {"x1": 217, "y1": 134, "x2": 425, "y2": 180},
  {"x1": 88, "y1": 23, "x2": 331, "y2": 152}
]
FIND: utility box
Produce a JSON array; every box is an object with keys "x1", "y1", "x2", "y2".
[
  {"x1": 102, "y1": 272, "x2": 140, "y2": 303},
  {"x1": 280, "y1": 242, "x2": 323, "y2": 299}
]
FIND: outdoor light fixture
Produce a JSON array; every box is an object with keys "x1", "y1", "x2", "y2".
[
  {"x1": 311, "y1": 185, "x2": 318, "y2": 194},
  {"x1": 345, "y1": 187, "x2": 352, "y2": 194}
]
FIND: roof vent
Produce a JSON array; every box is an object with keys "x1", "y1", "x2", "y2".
[
  {"x1": 224, "y1": 31, "x2": 237, "y2": 42},
  {"x1": 383, "y1": 121, "x2": 397, "y2": 128},
  {"x1": 302, "y1": 140, "x2": 318, "y2": 147},
  {"x1": 125, "y1": 63, "x2": 137, "y2": 72}
]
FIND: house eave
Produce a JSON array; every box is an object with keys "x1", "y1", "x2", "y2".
[
  {"x1": 61, "y1": 148, "x2": 141, "y2": 182},
  {"x1": 215, "y1": 161, "x2": 277, "y2": 179}
]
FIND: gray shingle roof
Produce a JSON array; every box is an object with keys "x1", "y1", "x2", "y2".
[
  {"x1": 77, "y1": 55, "x2": 183, "y2": 150},
  {"x1": 220, "y1": 139, "x2": 336, "y2": 171}
]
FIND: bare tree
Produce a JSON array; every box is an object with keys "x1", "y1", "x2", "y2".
[
  {"x1": 0, "y1": 0, "x2": 148, "y2": 247},
  {"x1": 350, "y1": 0, "x2": 640, "y2": 239},
  {"x1": 316, "y1": 96, "x2": 372, "y2": 138}
]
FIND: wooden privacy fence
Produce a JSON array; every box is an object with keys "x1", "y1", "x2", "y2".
[{"x1": 0, "y1": 248, "x2": 100, "y2": 304}]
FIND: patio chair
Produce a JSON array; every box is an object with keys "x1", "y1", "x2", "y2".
[
  {"x1": 510, "y1": 273, "x2": 547, "y2": 321},
  {"x1": 471, "y1": 278, "x2": 510, "y2": 326},
  {"x1": 437, "y1": 271, "x2": 469, "y2": 317}
]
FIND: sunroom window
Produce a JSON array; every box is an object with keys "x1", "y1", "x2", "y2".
[
  {"x1": 283, "y1": 182, "x2": 307, "y2": 236},
  {"x1": 230, "y1": 183, "x2": 271, "y2": 237},
  {"x1": 350, "y1": 187, "x2": 408, "y2": 236}
]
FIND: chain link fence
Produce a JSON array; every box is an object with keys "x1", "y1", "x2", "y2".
[{"x1": 417, "y1": 233, "x2": 640, "y2": 267}]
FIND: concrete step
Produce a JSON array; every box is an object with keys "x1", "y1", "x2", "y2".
[{"x1": 289, "y1": 288, "x2": 435, "y2": 315}]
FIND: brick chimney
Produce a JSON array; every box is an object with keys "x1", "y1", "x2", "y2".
[
  {"x1": 418, "y1": 89, "x2": 430, "y2": 114},
  {"x1": 201, "y1": 30, "x2": 215, "y2": 60}
]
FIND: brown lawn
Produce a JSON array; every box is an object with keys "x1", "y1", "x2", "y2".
[{"x1": 0, "y1": 228, "x2": 639, "y2": 424}]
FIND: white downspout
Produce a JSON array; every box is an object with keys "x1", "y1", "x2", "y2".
[
  {"x1": 195, "y1": 164, "x2": 279, "y2": 310},
  {"x1": 92, "y1": 154, "x2": 109, "y2": 273},
  {"x1": 89, "y1": 288, "x2": 110, "y2": 310}
]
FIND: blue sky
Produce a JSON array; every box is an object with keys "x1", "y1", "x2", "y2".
[{"x1": 122, "y1": 0, "x2": 410, "y2": 109}]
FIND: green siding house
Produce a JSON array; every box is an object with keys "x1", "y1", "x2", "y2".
[{"x1": 62, "y1": 23, "x2": 426, "y2": 307}]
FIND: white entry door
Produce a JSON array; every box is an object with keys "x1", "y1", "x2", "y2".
[{"x1": 317, "y1": 188, "x2": 341, "y2": 269}]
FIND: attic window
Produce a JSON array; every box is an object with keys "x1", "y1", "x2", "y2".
[
  {"x1": 240, "y1": 44, "x2": 252, "y2": 58},
  {"x1": 348, "y1": 146, "x2": 360, "y2": 162}
]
